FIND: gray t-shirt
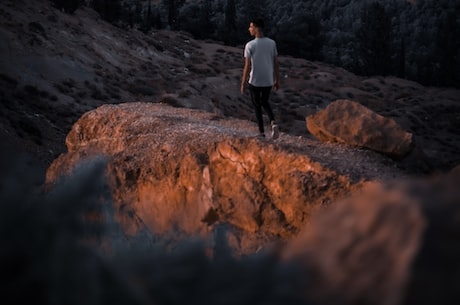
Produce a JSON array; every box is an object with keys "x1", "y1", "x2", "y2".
[{"x1": 244, "y1": 37, "x2": 278, "y2": 87}]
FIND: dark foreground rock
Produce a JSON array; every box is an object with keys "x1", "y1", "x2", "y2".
[{"x1": 283, "y1": 169, "x2": 460, "y2": 305}]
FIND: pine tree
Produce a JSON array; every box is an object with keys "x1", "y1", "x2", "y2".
[
  {"x1": 91, "y1": 0, "x2": 122, "y2": 23},
  {"x1": 353, "y1": 1, "x2": 392, "y2": 76},
  {"x1": 51, "y1": 0, "x2": 81, "y2": 14},
  {"x1": 223, "y1": 0, "x2": 237, "y2": 44}
]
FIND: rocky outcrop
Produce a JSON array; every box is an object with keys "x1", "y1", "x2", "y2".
[
  {"x1": 46, "y1": 102, "x2": 355, "y2": 254},
  {"x1": 306, "y1": 100, "x2": 414, "y2": 159},
  {"x1": 43, "y1": 102, "x2": 460, "y2": 304}
]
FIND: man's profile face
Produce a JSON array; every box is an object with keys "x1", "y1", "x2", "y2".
[{"x1": 248, "y1": 23, "x2": 257, "y2": 36}]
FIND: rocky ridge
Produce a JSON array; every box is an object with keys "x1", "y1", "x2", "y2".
[
  {"x1": 44, "y1": 101, "x2": 460, "y2": 303},
  {"x1": 46, "y1": 102, "x2": 409, "y2": 254}
]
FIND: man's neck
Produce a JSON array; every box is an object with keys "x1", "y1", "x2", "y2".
[{"x1": 255, "y1": 31, "x2": 264, "y2": 38}]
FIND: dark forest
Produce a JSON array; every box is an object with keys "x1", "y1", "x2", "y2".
[{"x1": 52, "y1": 0, "x2": 460, "y2": 89}]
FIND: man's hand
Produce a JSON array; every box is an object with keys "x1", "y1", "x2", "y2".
[
  {"x1": 273, "y1": 80, "x2": 279, "y2": 91},
  {"x1": 240, "y1": 83, "x2": 246, "y2": 94}
]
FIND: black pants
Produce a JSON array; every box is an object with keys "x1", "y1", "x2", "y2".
[{"x1": 249, "y1": 85, "x2": 275, "y2": 134}]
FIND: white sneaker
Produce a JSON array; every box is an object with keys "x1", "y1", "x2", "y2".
[{"x1": 271, "y1": 123, "x2": 279, "y2": 139}]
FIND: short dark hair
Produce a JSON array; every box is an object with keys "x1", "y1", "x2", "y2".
[{"x1": 250, "y1": 18, "x2": 265, "y2": 29}]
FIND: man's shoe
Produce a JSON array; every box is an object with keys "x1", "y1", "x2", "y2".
[{"x1": 271, "y1": 123, "x2": 279, "y2": 139}]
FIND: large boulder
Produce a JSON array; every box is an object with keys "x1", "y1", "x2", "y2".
[
  {"x1": 46, "y1": 102, "x2": 354, "y2": 254},
  {"x1": 306, "y1": 100, "x2": 414, "y2": 159}
]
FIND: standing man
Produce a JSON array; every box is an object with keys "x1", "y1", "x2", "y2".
[{"x1": 241, "y1": 18, "x2": 280, "y2": 139}]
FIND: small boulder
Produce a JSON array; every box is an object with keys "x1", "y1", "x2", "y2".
[{"x1": 306, "y1": 100, "x2": 413, "y2": 159}]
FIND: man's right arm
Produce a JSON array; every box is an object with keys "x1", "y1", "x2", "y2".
[{"x1": 273, "y1": 56, "x2": 280, "y2": 91}]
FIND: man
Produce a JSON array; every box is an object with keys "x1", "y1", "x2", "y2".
[{"x1": 241, "y1": 18, "x2": 280, "y2": 139}]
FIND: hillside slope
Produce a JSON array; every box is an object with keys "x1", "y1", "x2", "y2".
[{"x1": 1, "y1": 0, "x2": 459, "y2": 173}]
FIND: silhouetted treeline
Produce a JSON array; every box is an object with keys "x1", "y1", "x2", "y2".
[{"x1": 53, "y1": 0, "x2": 460, "y2": 88}]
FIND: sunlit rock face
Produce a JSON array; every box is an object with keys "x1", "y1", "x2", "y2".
[
  {"x1": 46, "y1": 102, "x2": 354, "y2": 254},
  {"x1": 306, "y1": 99, "x2": 414, "y2": 159}
]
